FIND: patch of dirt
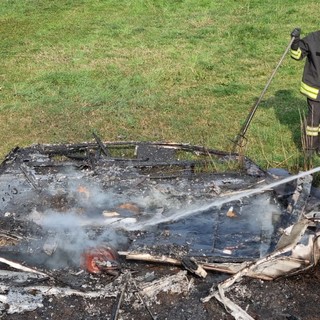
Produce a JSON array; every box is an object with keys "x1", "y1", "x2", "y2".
[{"x1": 229, "y1": 265, "x2": 320, "y2": 320}]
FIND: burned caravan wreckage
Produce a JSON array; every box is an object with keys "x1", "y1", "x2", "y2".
[{"x1": 0, "y1": 140, "x2": 320, "y2": 319}]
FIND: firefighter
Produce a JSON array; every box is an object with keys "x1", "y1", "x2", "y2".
[{"x1": 290, "y1": 28, "x2": 320, "y2": 156}]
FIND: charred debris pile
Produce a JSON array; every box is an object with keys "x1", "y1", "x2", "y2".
[{"x1": 0, "y1": 140, "x2": 320, "y2": 319}]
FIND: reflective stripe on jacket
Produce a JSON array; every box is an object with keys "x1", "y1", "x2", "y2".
[{"x1": 291, "y1": 30, "x2": 320, "y2": 101}]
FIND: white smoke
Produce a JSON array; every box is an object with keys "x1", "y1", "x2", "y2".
[{"x1": 25, "y1": 165, "x2": 297, "y2": 268}]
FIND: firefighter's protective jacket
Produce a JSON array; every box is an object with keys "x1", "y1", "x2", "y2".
[{"x1": 291, "y1": 30, "x2": 320, "y2": 101}]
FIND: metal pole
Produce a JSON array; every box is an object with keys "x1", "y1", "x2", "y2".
[{"x1": 233, "y1": 36, "x2": 296, "y2": 152}]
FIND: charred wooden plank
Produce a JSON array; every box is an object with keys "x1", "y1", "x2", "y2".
[
  {"x1": 19, "y1": 164, "x2": 40, "y2": 191},
  {"x1": 92, "y1": 132, "x2": 111, "y2": 157},
  {"x1": 111, "y1": 274, "x2": 128, "y2": 320}
]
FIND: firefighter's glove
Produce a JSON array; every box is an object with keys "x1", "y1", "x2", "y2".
[{"x1": 291, "y1": 28, "x2": 301, "y2": 39}]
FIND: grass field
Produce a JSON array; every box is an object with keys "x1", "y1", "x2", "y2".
[{"x1": 1, "y1": 0, "x2": 320, "y2": 171}]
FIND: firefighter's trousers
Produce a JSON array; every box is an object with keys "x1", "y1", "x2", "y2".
[{"x1": 305, "y1": 98, "x2": 320, "y2": 151}]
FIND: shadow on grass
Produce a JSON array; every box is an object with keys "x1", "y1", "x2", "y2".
[{"x1": 263, "y1": 89, "x2": 306, "y2": 150}]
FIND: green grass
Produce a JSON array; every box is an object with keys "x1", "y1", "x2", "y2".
[{"x1": 1, "y1": 0, "x2": 320, "y2": 171}]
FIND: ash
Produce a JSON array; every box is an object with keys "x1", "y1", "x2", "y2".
[{"x1": 0, "y1": 142, "x2": 318, "y2": 319}]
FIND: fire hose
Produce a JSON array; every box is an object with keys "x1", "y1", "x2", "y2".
[{"x1": 232, "y1": 36, "x2": 296, "y2": 152}]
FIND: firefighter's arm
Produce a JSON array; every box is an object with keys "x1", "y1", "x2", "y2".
[{"x1": 290, "y1": 28, "x2": 308, "y2": 60}]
